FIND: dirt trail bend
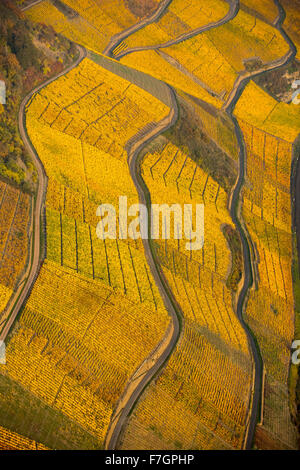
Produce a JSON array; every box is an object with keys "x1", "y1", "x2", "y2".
[
  {"x1": 224, "y1": 0, "x2": 296, "y2": 449},
  {"x1": 114, "y1": 0, "x2": 239, "y2": 60},
  {"x1": 0, "y1": 46, "x2": 87, "y2": 343},
  {"x1": 105, "y1": 86, "x2": 181, "y2": 450},
  {"x1": 103, "y1": 0, "x2": 173, "y2": 57}
]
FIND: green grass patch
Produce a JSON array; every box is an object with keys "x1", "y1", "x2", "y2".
[
  {"x1": 0, "y1": 373, "x2": 101, "y2": 449},
  {"x1": 222, "y1": 224, "x2": 243, "y2": 291}
]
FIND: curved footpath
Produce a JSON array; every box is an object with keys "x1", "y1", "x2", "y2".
[
  {"x1": 4, "y1": 0, "x2": 297, "y2": 452},
  {"x1": 104, "y1": 0, "x2": 252, "y2": 450},
  {"x1": 21, "y1": 0, "x2": 44, "y2": 11},
  {"x1": 103, "y1": 2, "x2": 240, "y2": 449},
  {"x1": 224, "y1": 0, "x2": 296, "y2": 112},
  {"x1": 103, "y1": 0, "x2": 173, "y2": 57},
  {"x1": 114, "y1": 0, "x2": 238, "y2": 60},
  {"x1": 0, "y1": 46, "x2": 87, "y2": 342},
  {"x1": 224, "y1": 0, "x2": 296, "y2": 449},
  {"x1": 105, "y1": 87, "x2": 181, "y2": 450},
  {"x1": 106, "y1": 0, "x2": 298, "y2": 451}
]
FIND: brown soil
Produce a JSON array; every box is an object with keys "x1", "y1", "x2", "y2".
[
  {"x1": 124, "y1": 0, "x2": 159, "y2": 18},
  {"x1": 254, "y1": 60, "x2": 300, "y2": 103},
  {"x1": 255, "y1": 425, "x2": 296, "y2": 450}
]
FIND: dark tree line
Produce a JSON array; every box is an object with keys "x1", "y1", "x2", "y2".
[{"x1": 0, "y1": 0, "x2": 76, "y2": 191}]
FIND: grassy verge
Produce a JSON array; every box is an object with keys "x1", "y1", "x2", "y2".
[
  {"x1": 0, "y1": 373, "x2": 101, "y2": 449},
  {"x1": 288, "y1": 138, "x2": 300, "y2": 441},
  {"x1": 222, "y1": 224, "x2": 243, "y2": 291},
  {"x1": 289, "y1": 235, "x2": 300, "y2": 433}
]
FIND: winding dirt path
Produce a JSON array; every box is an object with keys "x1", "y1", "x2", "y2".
[
  {"x1": 103, "y1": 0, "x2": 173, "y2": 57},
  {"x1": 224, "y1": 0, "x2": 297, "y2": 449},
  {"x1": 0, "y1": 46, "x2": 86, "y2": 343},
  {"x1": 105, "y1": 86, "x2": 181, "y2": 450},
  {"x1": 104, "y1": 0, "x2": 299, "y2": 451},
  {"x1": 4, "y1": 0, "x2": 297, "y2": 453},
  {"x1": 21, "y1": 0, "x2": 44, "y2": 12},
  {"x1": 113, "y1": 0, "x2": 239, "y2": 60}
]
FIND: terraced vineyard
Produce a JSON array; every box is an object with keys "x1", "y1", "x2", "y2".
[
  {"x1": 119, "y1": 3, "x2": 289, "y2": 102},
  {"x1": 240, "y1": 0, "x2": 279, "y2": 23},
  {"x1": 0, "y1": 0, "x2": 299, "y2": 452},
  {"x1": 234, "y1": 81, "x2": 300, "y2": 449},
  {"x1": 280, "y1": 0, "x2": 300, "y2": 60},
  {"x1": 0, "y1": 426, "x2": 48, "y2": 450},
  {"x1": 117, "y1": 138, "x2": 252, "y2": 450},
  {"x1": 25, "y1": 0, "x2": 140, "y2": 54},
  {"x1": 0, "y1": 57, "x2": 172, "y2": 448},
  {"x1": 0, "y1": 183, "x2": 31, "y2": 329},
  {"x1": 113, "y1": 0, "x2": 230, "y2": 52}
]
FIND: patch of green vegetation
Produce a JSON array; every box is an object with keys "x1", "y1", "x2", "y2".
[
  {"x1": 289, "y1": 140, "x2": 300, "y2": 439},
  {"x1": 174, "y1": 440, "x2": 183, "y2": 449},
  {"x1": 222, "y1": 224, "x2": 243, "y2": 291},
  {"x1": 149, "y1": 424, "x2": 163, "y2": 440},
  {"x1": 216, "y1": 115, "x2": 239, "y2": 161},
  {"x1": 0, "y1": 372, "x2": 102, "y2": 449},
  {"x1": 289, "y1": 235, "x2": 300, "y2": 434}
]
